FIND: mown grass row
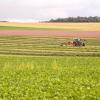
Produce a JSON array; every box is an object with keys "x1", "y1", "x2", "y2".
[
  {"x1": 0, "y1": 56, "x2": 100, "y2": 99},
  {"x1": 0, "y1": 36, "x2": 100, "y2": 56}
]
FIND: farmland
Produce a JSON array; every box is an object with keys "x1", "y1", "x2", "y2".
[
  {"x1": 0, "y1": 22, "x2": 100, "y2": 31},
  {"x1": 0, "y1": 36, "x2": 100, "y2": 56},
  {"x1": 0, "y1": 22, "x2": 100, "y2": 99},
  {"x1": 0, "y1": 22, "x2": 100, "y2": 38},
  {"x1": 0, "y1": 56, "x2": 100, "y2": 99}
]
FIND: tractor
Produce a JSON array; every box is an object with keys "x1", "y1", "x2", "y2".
[{"x1": 60, "y1": 38, "x2": 85, "y2": 47}]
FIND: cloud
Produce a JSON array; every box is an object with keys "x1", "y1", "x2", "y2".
[{"x1": 0, "y1": 0, "x2": 100, "y2": 21}]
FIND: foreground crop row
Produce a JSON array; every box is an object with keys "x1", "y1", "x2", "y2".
[{"x1": 0, "y1": 56, "x2": 100, "y2": 99}]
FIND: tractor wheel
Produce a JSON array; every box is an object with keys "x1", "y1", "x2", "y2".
[{"x1": 82, "y1": 43, "x2": 85, "y2": 46}]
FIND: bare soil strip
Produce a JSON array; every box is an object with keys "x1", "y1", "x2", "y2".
[{"x1": 0, "y1": 30, "x2": 100, "y2": 38}]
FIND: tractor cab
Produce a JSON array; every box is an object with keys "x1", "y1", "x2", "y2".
[{"x1": 72, "y1": 38, "x2": 85, "y2": 46}]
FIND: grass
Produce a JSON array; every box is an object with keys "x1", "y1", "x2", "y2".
[
  {"x1": 0, "y1": 36, "x2": 99, "y2": 99},
  {"x1": 0, "y1": 25, "x2": 99, "y2": 99},
  {"x1": 0, "y1": 22, "x2": 100, "y2": 31},
  {"x1": 0, "y1": 56, "x2": 100, "y2": 99},
  {"x1": 0, "y1": 36, "x2": 99, "y2": 56},
  {"x1": 0, "y1": 26, "x2": 72, "y2": 31}
]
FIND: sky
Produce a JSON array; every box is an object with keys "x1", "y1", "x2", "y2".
[{"x1": 0, "y1": 0, "x2": 100, "y2": 22}]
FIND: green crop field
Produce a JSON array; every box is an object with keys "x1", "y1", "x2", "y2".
[
  {"x1": 0, "y1": 56, "x2": 100, "y2": 99},
  {"x1": 0, "y1": 36, "x2": 100, "y2": 99},
  {"x1": 0, "y1": 26, "x2": 66, "y2": 31}
]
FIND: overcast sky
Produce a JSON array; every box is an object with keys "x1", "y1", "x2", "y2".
[{"x1": 0, "y1": 0, "x2": 100, "y2": 21}]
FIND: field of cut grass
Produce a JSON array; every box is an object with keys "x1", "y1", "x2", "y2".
[
  {"x1": 0, "y1": 22, "x2": 100, "y2": 31},
  {"x1": 0, "y1": 56, "x2": 100, "y2": 99},
  {"x1": 0, "y1": 36, "x2": 99, "y2": 56}
]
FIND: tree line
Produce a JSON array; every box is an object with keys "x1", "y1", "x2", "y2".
[{"x1": 48, "y1": 16, "x2": 100, "y2": 22}]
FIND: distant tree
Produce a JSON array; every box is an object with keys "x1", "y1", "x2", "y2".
[{"x1": 48, "y1": 16, "x2": 100, "y2": 23}]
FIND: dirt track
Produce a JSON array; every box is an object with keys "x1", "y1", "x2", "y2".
[{"x1": 0, "y1": 30, "x2": 100, "y2": 38}]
